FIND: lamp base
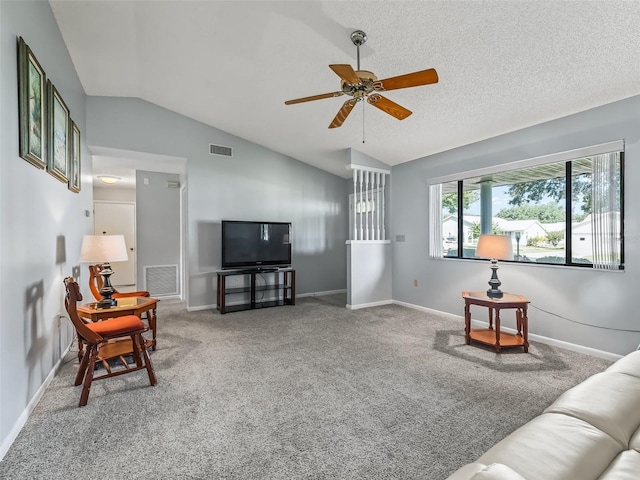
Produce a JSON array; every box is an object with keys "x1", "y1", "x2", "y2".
[
  {"x1": 96, "y1": 296, "x2": 117, "y2": 309},
  {"x1": 486, "y1": 260, "x2": 504, "y2": 299},
  {"x1": 486, "y1": 288, "x2": 504, "y2": 299},
  {"x1": 96, "y1": 262, "x2": 117, "y2": 309}
]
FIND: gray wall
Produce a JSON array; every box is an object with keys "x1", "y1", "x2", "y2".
[
  {"x1": 135, "y1": 170, "x2": 181, "y2": 293},
  {"x1": 0, "y1": 0, "x2": 91, "y2": 456},
  {"x1": 85, "y1": 97, "x2": 349, "y2": 309},
  {"x1": 93, "y1": 186, "x2": 136, "y2": 203},
  {"x1": 391, "y1": 95, "x2": 640, "y2": 356}
]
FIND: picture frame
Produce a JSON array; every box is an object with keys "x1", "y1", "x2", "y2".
[
  {"x1": 68, "y1": 121, "x2": 81, "y2": 193},
  {"x1": 17, "y1": 37, "x2": 47, "y2": 169},
  {"x1": 47, "y1": 80, "x2": 70, "y2": 183}
]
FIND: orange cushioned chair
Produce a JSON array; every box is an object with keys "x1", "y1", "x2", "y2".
[
  {"x1": 88, "y1": 264, "x2": 150, "y2": 302},
  {"x1": 64, "y1": 277, "x2": 157, "y2": 407}
]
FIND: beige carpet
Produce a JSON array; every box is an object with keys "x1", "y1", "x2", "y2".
[{"x1": 0, "y1": 295, "x2": 612, "y2": 479}]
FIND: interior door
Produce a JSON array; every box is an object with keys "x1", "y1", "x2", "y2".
[{"x1": 93, "y1": 202, "x2": 136, "y2": 286}]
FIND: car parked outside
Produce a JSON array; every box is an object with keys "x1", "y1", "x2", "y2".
[{"x1": 443, "y1": 237, "x2": 457, "y2": 252}]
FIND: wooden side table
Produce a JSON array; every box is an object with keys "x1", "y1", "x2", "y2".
[
  {"x1": 77, "y1": 297, "x2": 158, "y2": 353},
  {"x1": 462, "y1": 291, "x2": 530, "y2": 353}
]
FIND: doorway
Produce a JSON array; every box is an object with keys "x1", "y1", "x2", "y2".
[
  {"x1": 93, "y1": 201, "x2": 136, "y2": 286},
  {"x1": 91, "y1": 146, "x2": 187, "y2": 298}
]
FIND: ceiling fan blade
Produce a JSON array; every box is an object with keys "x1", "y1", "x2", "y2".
[
  {"x1": 329, "y1": 64, "x2": 361, "y2": 85},
  {"x1": 329, "y1": 100, "x2": 357, "y2": 129},
  {"x1": 285, "y1": 91, "x2": 344, "y2": 105},
  {"x1": 375, "y1": 68, "x2": 439, "y2": 91},
  {"x1": 367, "y1": 94, "x2": 412, "y2": 120}
]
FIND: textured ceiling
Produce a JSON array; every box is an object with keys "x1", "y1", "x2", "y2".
[{"x1": 50, "y1": 1, "x2": 640, "y2": 181}]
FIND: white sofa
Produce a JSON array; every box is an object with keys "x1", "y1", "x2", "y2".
[{"x1": 445, "y1": 350, "x2": 640, "y2": 480}]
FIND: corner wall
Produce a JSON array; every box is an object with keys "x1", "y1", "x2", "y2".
[
  {"x1": 391, "y1": 95, "x2": 640, "y2": 356},
  {"x1": 0, "y1": 0, "x2": 91, "y2": 457}
]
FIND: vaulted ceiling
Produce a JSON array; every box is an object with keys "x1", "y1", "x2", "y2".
[{"x1": 50, "y1": 1, "x2": 640, "y2": 179}]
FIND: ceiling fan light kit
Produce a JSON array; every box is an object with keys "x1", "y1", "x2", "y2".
[{"x1": 285, "y1": 30, "x2": 439, "y2": 129}]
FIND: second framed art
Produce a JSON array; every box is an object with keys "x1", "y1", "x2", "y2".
[{"x1": 47, "y1": 80, "x2": 70, "y2": 183}]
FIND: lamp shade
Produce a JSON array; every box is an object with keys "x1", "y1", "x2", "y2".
[
  {"x1": 79, "y1": 235, "x2": 129, "y2": 263},
  {"x1": 476, "y1": 234, "x2": 514, "y2": 261}
]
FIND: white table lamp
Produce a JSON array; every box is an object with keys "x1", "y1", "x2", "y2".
[
  {"x1": 79, "y1": 235, "x2": 128, "y2": 308},
  {"x1": 476, "y1": 234, "x2": 514, "y2": 299}
]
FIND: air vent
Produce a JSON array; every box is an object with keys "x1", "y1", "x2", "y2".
[
  {"x1": 144, "y1": 265, "x2": 179, "y2": 296},
  {"x1": 209, "y1": 144, "x2": 233, "y2": 157}
]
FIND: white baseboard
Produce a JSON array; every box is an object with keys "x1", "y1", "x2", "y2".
[
  {"x1": 297, "y1": 289, "x2": 346, "y2": 298},
  {"x1": 347, "y1": 299, "x2": 393, "y2": 310},
  {"x1": 393, "y1": 300, "x2": 622, "y2": 362},
  {"x1": 393, "y1": 300, "x2": 462, "y2": 321},
  {"x1": 0, "y1": 343, "x2": 72, "y2": 462},
  {"x1": 188, "y1": 303, "x2": 217, "y2": 312}
]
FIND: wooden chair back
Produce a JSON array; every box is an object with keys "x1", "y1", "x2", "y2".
[{"x1": 64, "y1": 277, "x2": 102, "y2": 344}]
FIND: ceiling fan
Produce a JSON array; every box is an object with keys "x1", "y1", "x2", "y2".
[{"x1": 284, "y1": 30, "x2": 439, "y2": 129}]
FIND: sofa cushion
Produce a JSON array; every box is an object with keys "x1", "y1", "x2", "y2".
[
  {"x1": 596, "y1": 450, "x2": 640, "y2": 480},
  {"x1": 470, "y1": 463, "x2": 526, "y2": 480},
  {"x1": 477, "y1": 413, "x2": 621, "y2": 480},
  {"x1": 605, "y1": 350, "x2": 640, "y2": 379},
  {"x1": 543, "y1": 371, "x2": 640, "y2": 446}
]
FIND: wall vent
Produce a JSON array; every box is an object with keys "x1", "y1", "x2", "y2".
[
  {"x1": 144, "y1": 265, "x2": 179, "y2": 296},
  {"x1": 209, "y1": 144, "x2": 233, "y2": 157}
]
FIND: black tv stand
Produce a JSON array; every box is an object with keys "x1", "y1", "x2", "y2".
[
  {"x1": 234, "y1": 267, "x2": 278, "y2": 274},
  {"x1": 216, "y1": 268, "x2": 295, "y2": 314}
]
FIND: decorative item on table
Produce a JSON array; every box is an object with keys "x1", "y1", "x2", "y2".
[
  {"x1": 79, "y1": 235, "x2": 128, "y2": 308},
  {"x1": 475, "y1": 234, "x2": 514, "y2": 299}
]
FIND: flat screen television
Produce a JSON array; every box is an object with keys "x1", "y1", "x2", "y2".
[{"x1": 221, "y1": 220, "x2": 292, "y2": 270}]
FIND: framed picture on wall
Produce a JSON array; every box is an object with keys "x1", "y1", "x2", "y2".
[
  {"x1": 68, "y1": 121, "x2": 81, "y2": 193},
  {"x1": 47, "y1": 80, "x2": 70, "y2": 183},
  {"x1": 17, "y1": 37, "x2": 47, "y2": 169}
]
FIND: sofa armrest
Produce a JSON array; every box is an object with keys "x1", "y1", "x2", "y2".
[
  {"x1": 444, "y1": 463, "x2": 487, "y2": 480},
  {"x1": 445, "y1": 463, "x2": 526, "y2": 480},
  {"x1": 471, "y1": 463, "x2": 526, "y2": 479}
]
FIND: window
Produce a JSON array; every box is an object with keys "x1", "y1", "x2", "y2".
[{"x1": 429, "y1": 145, "x2": 624, "y2": 269}]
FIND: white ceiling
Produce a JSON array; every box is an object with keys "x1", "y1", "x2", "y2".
[{"x1": 50, "y1": 1, "x2": 640, "y2": 182}]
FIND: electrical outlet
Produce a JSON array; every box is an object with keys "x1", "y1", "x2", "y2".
[{"x1": 413, "y1": 279, "x2": 418, "y2": 287}]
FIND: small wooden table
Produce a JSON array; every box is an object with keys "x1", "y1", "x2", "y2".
[
  {"x1": 77, "y1": 297, "x2": 158, "y2": 351},
  {"x1": 462, "y1": 291, "x2": 529, "y2": 353}
]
